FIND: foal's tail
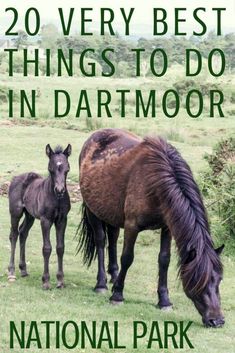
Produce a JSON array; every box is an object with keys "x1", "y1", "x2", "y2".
[{"x1": 76, "y1": 203, "x2": 107, "y2": 267}]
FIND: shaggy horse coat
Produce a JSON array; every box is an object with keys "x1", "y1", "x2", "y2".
[
  {"x1": 78, "y1": 128, "x2": 224, "y2": 328},
  {"x1": 8, "y1": 144, "x2": 71, "y2": 289}
]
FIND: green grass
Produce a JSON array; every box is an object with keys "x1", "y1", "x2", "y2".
[
  {"x1": 0, "y1": 125, "x2": 235, "y2": 353},
  {"x1": 0, "y1": 73, "x2": 235, "y2": 352},
  {"x1": 1, "y1": 194, "x2": 235, "y2": 353}
]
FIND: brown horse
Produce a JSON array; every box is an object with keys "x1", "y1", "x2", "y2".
[{"x1": 78, "y1": 128, "x2": 225, "y2": 328}]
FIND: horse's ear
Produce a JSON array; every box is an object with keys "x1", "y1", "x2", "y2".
[
  {"x1": 63, "y1": 144, "x2": 72, "y2": 157},
  {"x1": 215, "y1": 244, "x2": 225, "y2": 256},
  {"x1": 46, "y1": 144, "x2": 53, "y2": 158},
  {"x1": 184, "y1": 249, "x2": 196, "y2": 264}
]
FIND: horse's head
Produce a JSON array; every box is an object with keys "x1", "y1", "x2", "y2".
[
  {"x1": 183, "y1": 245, "x2": 225, "y2": 328},
  {"x1": 46, "y1": 144, "x2": 72, "y2": 198}
]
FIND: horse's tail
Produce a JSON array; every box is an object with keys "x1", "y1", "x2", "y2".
[{"x1": 76, "y1": 203, "x2": 107, "y2": 267}]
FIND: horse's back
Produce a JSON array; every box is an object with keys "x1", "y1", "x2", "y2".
[
  {"x1": 9, "y1": 172, "x2": 42, "y2": 214},
  {"x1": 9, "y1": 172, "x2": 41, "y2": 194},
  {"x1": 79, "y1": 129, "x2": 150, "y2": 227},
  {"x1": 79, "y1": 128, "x2": 142, "y2": 165}
]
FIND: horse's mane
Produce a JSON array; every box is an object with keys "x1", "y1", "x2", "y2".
[
  {"x1": 143, "y1": 136, "x2": 222, "y2": 295},
  {"x1": 54, "y1": 145, "x2": 63, "y2": 154}
]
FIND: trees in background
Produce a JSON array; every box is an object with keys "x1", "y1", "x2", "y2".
[
  {"x1": 39, "y1": 24, "x2": 60, "y2": 55},
  {"x1": 1, "y1": 25, "x2": 234, "y2": 76},
  {"x1": 12, "y1": 30, "x2": 28, "y2": 49}
]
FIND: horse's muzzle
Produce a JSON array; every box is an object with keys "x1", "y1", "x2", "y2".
[
  {"x1": 203, "y1": 317, "x2": 225, "y2": 328},
  {"x1": 54, "y1": 186, "x2": 65, "y2": 199}
]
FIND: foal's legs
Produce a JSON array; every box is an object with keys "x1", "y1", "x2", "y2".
[
  {"x1": 40, "y1": 217, "x2": 53, "y2": 290},
  {"x1": 55, "y1": 216, "x2": 67, "y2": 289},
  {"x1": 110, "y1": 225, "x2": 138, "y2": 303},
  {"x1": 107, "y1": 225, "x2": 119, "y2": 283},
  {"x1": 19, "y1": 211, "x2": 35, "y2": 277},
  {"x1": 86, "y1": 208, "x2": 107, "y2": 292},
  {"x1": 8, "y1": 214, "x2": 22, "y2": 280},
  {"x1": 157, "y1": 227, "x2": 172, "y2": 309}
]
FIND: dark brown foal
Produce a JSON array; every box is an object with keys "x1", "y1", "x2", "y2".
[{"x1": 8, "y1": 144, "x2": 71, "y2": 289}]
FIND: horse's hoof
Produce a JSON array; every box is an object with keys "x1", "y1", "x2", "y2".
[
  {"x1": 56, "y1": 282, "x2": 65, "y2": 289},
  {"x1": 110, "y1": 299, "x2": 124, "y2": 306},
  {"x1": 159, "y1": 305, "x2": 173, "y2": 311},
  {"x1": 110, "y1": 291, "x2": 124, "y2": 303},
  {"x1": 21, "y1": 271, "x2": 29, "y2": 278},
  {"x1": 8, "y1": 275, "x2": 16, "y2": 282},
  {"x1": 94, "y1": 287, "x2": 108, "y2": 294},
  {"x1": 42, "y1": 282, "x2": 51, "y2": 290}
]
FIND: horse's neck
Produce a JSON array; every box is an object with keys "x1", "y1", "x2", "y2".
[
  {"x1": 44, "y1": 176, "x2": 55, "y2": 195},
  {"x1": 163, "y1": 204, "x2": 204, "y2": 257}
]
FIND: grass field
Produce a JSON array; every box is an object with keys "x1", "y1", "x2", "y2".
[{"x1": 0, "y1": 75, "x2": 235, "y2": 353}]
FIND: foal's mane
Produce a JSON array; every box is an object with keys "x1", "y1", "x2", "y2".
[
  {"x1": 54, "y1": 145, "x2": 63, "y2": 154},
  {"x1": 143, "y1": 136, "x2": 222, "y2": 295}
]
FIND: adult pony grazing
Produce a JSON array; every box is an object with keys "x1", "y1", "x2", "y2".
[
  {"x1": 8, "y1": 144, "x2": 72, "y2": 289},
  {"x1": 78, "y1": 128, "x2": 225, "y2": 328}
]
